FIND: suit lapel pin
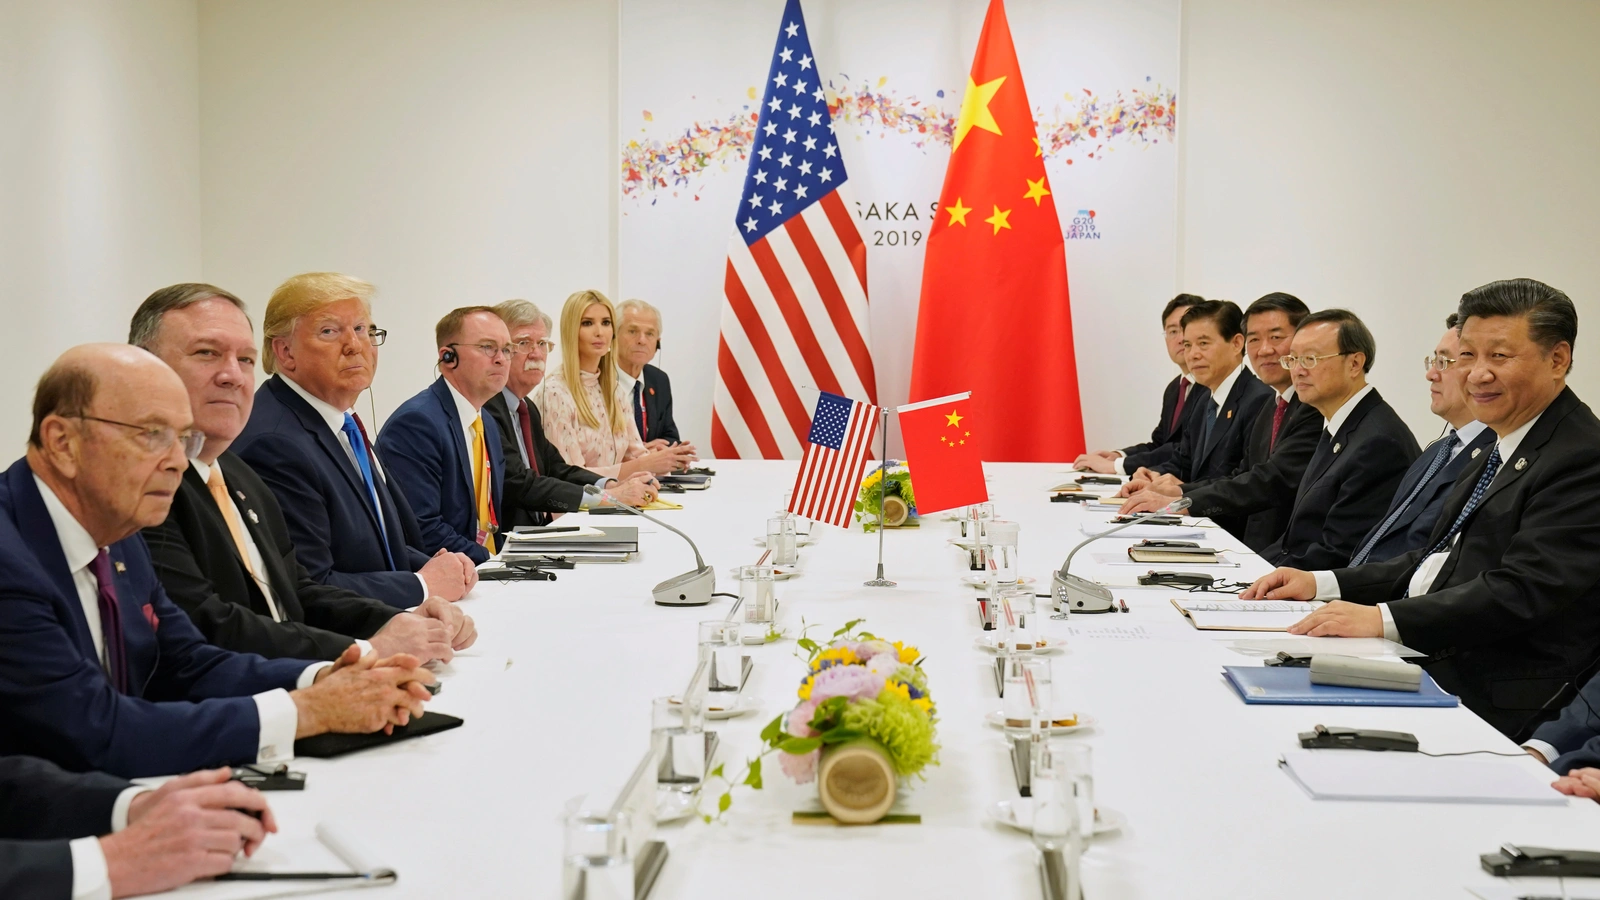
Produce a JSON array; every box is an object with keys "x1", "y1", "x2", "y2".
[
  {"x1": 1515, "y1": 457, "x2": 1527, "y2": 471},
  {"x1": 1471, "y1": 448, "x2": 1481, "y2": 459},
  {"x1": 236, "y1": 490, "x2": 246, "y2": 501},
  {"x1": 1226, "y1": 409, "x2": 1233, "y2": 419},
  {"x1": 114, "y1": 561, "x2": 126, "y2": 573},
  {"x1": 247, "y1": 509, "x2": 259, "y2": 524},
  {"x1": 1333, "y1": 443, "x2": 1341, "y2": 453}
]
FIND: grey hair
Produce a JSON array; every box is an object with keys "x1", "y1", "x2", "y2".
[
  {"x1": 129, "y1": 283, "x2": 249, "y2": 350},
  {"x1": 617, "y1": 298, "x2": 664, "y2": 337},
  {"x1": 1457, "y1": 278, "x2": 1577, "y2": 371},
  {"x1": 492, "y1": 298, "x2": 553, "y2": 333}
]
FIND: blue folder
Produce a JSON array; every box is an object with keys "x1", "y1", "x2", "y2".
[{"x1": 1222, "y1": 665, "x2": 1458, "y2": 707}]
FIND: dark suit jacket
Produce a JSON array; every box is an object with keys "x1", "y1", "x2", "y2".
[
  {"x1": 234, "y1": 376, "x2": 433, "y2": 608},
  {"x1": 636, "y1": 364, "x2": 680, "y2": 444},
  {"x1": 1352, "y1": 425, "x2": 1498, "y2": 565},
  {"x1": 1261, "y1": 388, "x2": 1420, "y2": 569},
  {"x1": 376, "y1": 378, "x2": 506, "y2": 565},
  {"x1": 1331, "y1": 388, "x2": 1600, "y2": 739},
  {"x1": 1121, "y1": 375, "x2": 1209, "y2": 472},
  {"x1": 0, "y1": 460, "x2": 309, "y2": 777},
  {"x1": 0, "y1": 755, "x2": 129, "y2": 899},
  {"x1": 1152, "y1": 365, "x2": 1274, "y2": 485},
  {"x1": 1184, "y1": 392, "x2": 1322, "y2": 552},
  {"x1": 483, "y1": 391, "x2": 598, "y2": 528},
  {"x1": 1529, "y1": 671, "x2": 1600, "y2": 774},
  {"x1": 141, "y1": 453, "x2": 399, "y2": 661}
]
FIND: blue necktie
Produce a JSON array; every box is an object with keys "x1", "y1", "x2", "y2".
[
  {"x1": 1402, "y1": 445, "x2": 1500, "y2": 597},
  {"x1": 632, "y1": 379, "x2": 646, "y2": 439},
  {"x1": 341, "y1": 413, "x2": 396, "y2": 571},
  {"x1": 1349, "y1": 431, "x2": 1459, "y2": 566}
]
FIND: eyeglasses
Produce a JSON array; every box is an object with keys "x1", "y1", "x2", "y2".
[
  {"x1": 449, "y1": 342, "x2": 514, "y2": 361},
  {"x1": 313, "y1": 323, "x2": 387, "y2": 346},
  {"x1": 72, "y1": 415, "x2": 205, "y2": 457},
  {"x1": 511, "y1": 339, "x2": 555, "y2": 354},
  {"x1": 1423, "y1": 354, "x2": 1457, "y2": 372},
  {"x1": 1279, "y1": 352, "x2": 1351, "y2": 370}
]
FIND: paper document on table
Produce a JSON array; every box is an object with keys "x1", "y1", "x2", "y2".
[
  {"x1": 1467, "y1": 884, "x2": 1600, "y2": 900},
  {"x1": 1080, "y1": 523, "x2": 1204, "y2": 539},
  {"x1": 1172, "y1": 598, "x2": 1320, "y2": 631},
  {"x1": 163, "y1": 822, "x2": 395, "y2": 898},
  {"x1": 1090, "y1": 552, "x2": 1240, "y2": 569},
  {"x1": 504, "y1": 525, "x2": 606, "y2": 541},
  {"x1": 1228, "y1": 637, "x2": 1425, "y2": 660},
  {"x1": 1279, "y1": 750, "x2": 1566, "y2": 805}
]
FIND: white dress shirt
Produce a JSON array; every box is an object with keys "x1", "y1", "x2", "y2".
[
  {"x1": 67, "y1": 786, "x2": 155, "y2": 900},
  {"x1": 1323, "y1": 383, "x2": 1375, "y2": 437},
  {"x1": 278, "y1": 375, "x2": 430, "y2": 601},
  {"x1": 1207, "y1": 361, "x2": 1244, "y2": 415},
  {"x1": 1311, "y1": 413, "x2": 1544, "y2": 643},
  {"x1": 32, "y1": 474, "x2": 322, "y2": 765}
]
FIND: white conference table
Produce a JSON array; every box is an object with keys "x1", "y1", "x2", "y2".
[{"x1": 171, "y1": 461, "x2": 1600, "y2": 900}]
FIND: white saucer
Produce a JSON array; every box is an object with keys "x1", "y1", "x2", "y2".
[
  {"x1": 973, "y1": 634, "x2": 1066, "y2": 655},
  {"x1": 989, "y1": 798, "x2": 1125, "y2": 835},
  {"x1": 962, "y1": 575, "x2": 1037, "y2": 588},
  {"x1": 752, "y1": 535, "x2": 817, "y2": 548},
  {"x1": 726, "y1": 565, "x2": 798, "y2": 581},
  {"x1": 984, "y1": 710, "x2": 1097, "y2": 735}
]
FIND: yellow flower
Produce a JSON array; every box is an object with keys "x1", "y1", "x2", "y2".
[
  {"x1": 860, "y1": 469, "x2": 884, "y2": 491},
  {"x1": 798, "y1": 674, "x2": 814, "y2": 700},
  {"x1": 894, "y1": 641, "x2": 921, "y2": 664},
  {"x1": 881, "y1": 681, "x2": 911, "y2": 702},
  {"x1": 911, "y1": 697, "x2": 933, "y2": 714},
  {"x1": 810, "y1": 646, "x2": 860, "y2": 673}
]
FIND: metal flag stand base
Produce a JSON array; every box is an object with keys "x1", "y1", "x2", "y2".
[{"x1": 865, "y1": 407, "x2": 896, "y2": 587}]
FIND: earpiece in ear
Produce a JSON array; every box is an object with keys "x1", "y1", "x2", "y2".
[{"x1": 441, "y1": 348, "x2": 458, "y2": 367}]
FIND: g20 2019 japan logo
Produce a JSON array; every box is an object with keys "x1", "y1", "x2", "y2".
[{"x1": 1066, "y1": 209, "x2": 1101, "y2": 240}]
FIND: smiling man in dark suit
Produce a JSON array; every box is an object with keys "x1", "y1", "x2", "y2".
[
  {"x1": 1124, "y1": 300, "x2": 1273, "y2": 490},
  {"x1": 233, "y1": 273, "x2": 477, "y2": 609},
  {"x1": 1119, "y1": 292, "x2": 1323, "y2": 551},
  {"x1": 1247, "y1": 279, "x2": 1600, "y2": 739},
  {"x1": 1345, "y1": 314, "x2": 1495, "y2": 565},
  {"x1": 1077, "y1": 294, "x2": 1207, "y2": 474},
  {"x1": 1254, "y1": 308, "x2": 1420, "y2": 569},
  {"x1": 131, "y1": 283, "x2": 475, "y2": 662},
  {"x1": 0, "y1": 344, "x2": 433, "y2": 777}
]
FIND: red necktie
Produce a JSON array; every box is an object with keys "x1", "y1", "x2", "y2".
[
  {"x1": 1170, "y1": 379, "x2": 1190, "y2": 432},
  {"x1": 516, "y1": 400, "x2": 539, "y2": 476},
  {"x1": 1269, "y1": 397, "x2": 1289, "y2": 451}
]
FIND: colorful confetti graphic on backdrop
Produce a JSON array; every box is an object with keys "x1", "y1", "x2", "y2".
[{"x1": 621, "y1": 77, "x2": 1177, "y2": 203}]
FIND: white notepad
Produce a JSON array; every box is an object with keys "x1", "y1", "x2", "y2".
[
  {"x1": 1280, "y1": 750, "x2": 1567, "y2": 806},
  {"x1": 1172, "y1": 599, "x2": 1319, "y2": 631}
]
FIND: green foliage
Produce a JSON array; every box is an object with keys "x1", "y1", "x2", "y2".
[{"x1": 838, "y1": 690, "x2": 940, "y2": 778}]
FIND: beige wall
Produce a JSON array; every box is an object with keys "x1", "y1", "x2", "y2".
[{"x1": 0, "y1": 0, "x2": 202, "y2": 449}]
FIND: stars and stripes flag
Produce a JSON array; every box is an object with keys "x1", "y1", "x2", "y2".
[
  {"x1": 787, "y1": 391, "x2": 880, "y2": 527},
  {"x1": 710, "y1": 0, "x2": 877, "y2": 460}
]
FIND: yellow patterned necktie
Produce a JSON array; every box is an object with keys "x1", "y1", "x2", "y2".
[
  {"x1": 470, "y1": 417, "x2": 497, "y2": 554},
  {"x1": 206, "y1": 465, "x2": 280, "y2": 621}
]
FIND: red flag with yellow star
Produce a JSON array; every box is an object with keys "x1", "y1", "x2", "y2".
[
  {"x1": 909, "y1": 0, "x2": 1084, "y2": 462},
  {"x1": 897, "y1": 392, "x2": 989, "y2": 514}
]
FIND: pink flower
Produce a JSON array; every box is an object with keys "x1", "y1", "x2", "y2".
[
  {"x1": 779, "y1": 747, "x2": 820, "y2": 784},
  {"x1": 809, "y1": 664, "x2": 886, "y2": 704},
  {"x1": 787, "y1": 700, "x2": 819, "y2": 737}
]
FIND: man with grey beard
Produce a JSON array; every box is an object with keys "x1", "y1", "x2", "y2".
[{"x1": 484, "y1": 299, "x2": 655, "y2": 528}]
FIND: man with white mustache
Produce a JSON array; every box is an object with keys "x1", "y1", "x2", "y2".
[{"x1": 483, "y1": 299, "x2": 654, "y2": 528}]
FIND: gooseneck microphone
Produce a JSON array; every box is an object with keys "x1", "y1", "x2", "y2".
[
  {"x1": 1051, "y1": 497, "x2": 1193, "y2": 614},
  {"x1": 583, "y1": 484, "x2": 715, "y2": 606}
]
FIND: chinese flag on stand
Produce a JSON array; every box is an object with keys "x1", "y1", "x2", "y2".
[
  {"x1": 909, "y1": 0, "x2": 1084, "y2": 461},
  {"x1": 897, "y1": 392, "x2": 989, "y2": 514}
]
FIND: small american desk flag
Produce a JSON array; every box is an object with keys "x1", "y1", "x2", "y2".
[
  {"x1": 710, "y1": 0, "x2": 877, "y2": 460},
  {"x1": 788, "y1": 391, "x2": 880, "y2": 527}
]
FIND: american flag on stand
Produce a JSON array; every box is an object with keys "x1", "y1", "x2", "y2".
[
  {"x1": 710, "y1": 0, "x2": 877, "y2": 460},
  {"x1": 788, "y1": 391, "x2": 880, "y2": 528}
]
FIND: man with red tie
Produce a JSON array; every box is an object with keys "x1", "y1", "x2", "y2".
[
  {"x1": 1075, "y1": 294, "x2": 1209, "y2": 474},
  {"x1": 0, "y1": 344, "x2": 435, "y2": 777},
  {"x1": 482, "y1": 299, "x2": 654, "y2": 529}
]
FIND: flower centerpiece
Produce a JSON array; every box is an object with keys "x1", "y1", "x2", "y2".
[
  {"x1": 702, "y1": 620, "x2": 939, "y2": 824},
  {"x1": 855, "y1": 461, "x2": 918, "y2": 529}
]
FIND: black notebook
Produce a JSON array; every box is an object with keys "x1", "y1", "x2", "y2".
[{"x1": 293, "y1": 712, "x2": 464, "y2": 759}]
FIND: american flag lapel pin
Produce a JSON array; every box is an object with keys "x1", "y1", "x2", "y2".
[{"x1": 236, "y1": 490, "x2": 246, "y2": 501}]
